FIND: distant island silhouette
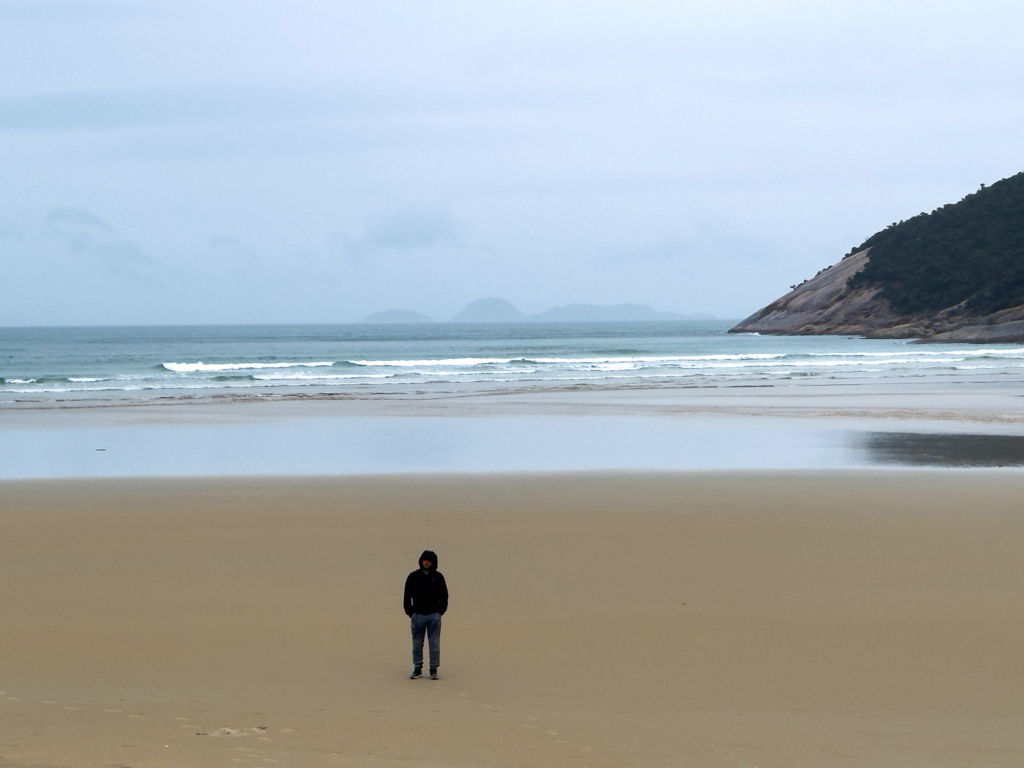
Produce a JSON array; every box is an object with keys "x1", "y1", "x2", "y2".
[
  {"x1": 363, "y1": 298, "x2": 714, "y2": 324},
  {"x1": 731, "y1": 170, "x2": 1024, "y2": 343}
]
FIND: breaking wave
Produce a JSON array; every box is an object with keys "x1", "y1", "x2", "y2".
[
  {"x1": 162, "y1": 361, "x2": 335, "y2": 372},
  {"x1": 5, "y1": 323, "x2": 1024, "y2": 401}
]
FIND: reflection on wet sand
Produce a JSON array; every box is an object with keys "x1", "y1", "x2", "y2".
[{"x1": 862, "y1": 432, "x2": 1024, "y2": 467}]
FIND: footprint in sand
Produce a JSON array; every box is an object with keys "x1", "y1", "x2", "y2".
[
  {"x1": 6, "y1": 694, "x2": 285, "y2": 754},
  {"x1": 442, "y1": 682, "x2": 591, "y2": 762}
]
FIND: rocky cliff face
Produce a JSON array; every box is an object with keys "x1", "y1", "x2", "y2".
[{"x1": 730, "y1": 249, "x2": 1024, "y2": 343}]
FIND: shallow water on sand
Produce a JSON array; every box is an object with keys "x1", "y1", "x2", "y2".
[{"x1": 6, "y1": 413, "x2": 1024, "y2": 479}]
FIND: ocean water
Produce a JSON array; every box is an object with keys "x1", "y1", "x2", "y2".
[
  {"x1": 3, "y1": 320, "x2": 1024, "y2": 404},
  {"x1": 5, "y1": 322, "x2": 1024, "y2": 478}
]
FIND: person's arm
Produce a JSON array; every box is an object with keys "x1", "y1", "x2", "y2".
[
  {"x1": 403, "y1": 573, "x2": 415, "y2": 616},
  {"x1": 437, "y1": 573, "x2": 449, "y2": 615}
]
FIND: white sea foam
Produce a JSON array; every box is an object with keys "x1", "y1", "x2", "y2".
[
  {"x1": 251, "y1": 372, "x2": 392, "y2": 381},
  {"x1": 162, "y1": 361, "x2": 336, "y2": 372},
  {"x1": 343, "y1": 350, "x2": 1024, "y2": 369},
  {"x1": 349, "y1": 357, "x2": 509, "y2": 367}
]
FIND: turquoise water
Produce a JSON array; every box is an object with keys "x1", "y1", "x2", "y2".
[{"x1": 3, "y1": 321, "x2": 1024, "y2": 403}]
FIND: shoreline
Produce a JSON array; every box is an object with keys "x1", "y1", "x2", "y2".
[
  {"x1": 5, "y1": 374, "x2": 1024, "y2": 425},
  {"x1": 8, "y1": 412, "x2": 1024, "y2": 479},
  {"x1": 7, "y1": 384, "x2": 1024, "y2": 479}
]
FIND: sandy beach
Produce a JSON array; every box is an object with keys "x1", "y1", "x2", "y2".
[
  {"x1": 2, "y1": 470, "x2": 1023, "y2": 767},
  {"x1": 7, "y1": 1, "x2": 1024, "y2": 766}
]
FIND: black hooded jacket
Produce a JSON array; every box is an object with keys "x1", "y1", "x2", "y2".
[{"x1": 403, "y1": 550, "x2": 449, "y2": 616}]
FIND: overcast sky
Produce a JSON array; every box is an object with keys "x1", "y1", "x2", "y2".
[{"x1": 2, "y1": 0, "x2": 1023, "y2": 325}]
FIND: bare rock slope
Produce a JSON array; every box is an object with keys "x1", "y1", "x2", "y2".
[{"x1": 730, "y1": 249, "x2": 1024, "y2": 343}]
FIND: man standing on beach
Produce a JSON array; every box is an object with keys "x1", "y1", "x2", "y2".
[{"x1": 404, "y1": 550, "x2": 448, "y2": 680}]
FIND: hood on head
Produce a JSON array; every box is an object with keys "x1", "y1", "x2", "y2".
[{"x1": 419, "y1": 549, "x2": 438, "y2": 571}]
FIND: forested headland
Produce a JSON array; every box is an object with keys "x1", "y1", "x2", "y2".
[
  {"x1": 848, "y1": 171, "x2": 1024, "y2": 315},
  {"x1": 730, "y1": 171, "x2": 1024, "y2": 342}
]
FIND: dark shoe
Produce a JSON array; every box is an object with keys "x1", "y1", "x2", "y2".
[
  {"x1": 410, "y1": 667, "x2": 422, "y2": 679},
  {"x1": 429, "y1": 667, "x2": 439, "y2": 680}
]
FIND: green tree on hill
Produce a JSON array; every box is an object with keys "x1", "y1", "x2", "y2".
[{"x1": 848, "y1": 171, "x2": 1024, "y2": 315}]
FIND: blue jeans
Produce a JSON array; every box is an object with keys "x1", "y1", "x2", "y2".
[{"x1": 410, "y1": 612, "x2": 441, "y2": 669}]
